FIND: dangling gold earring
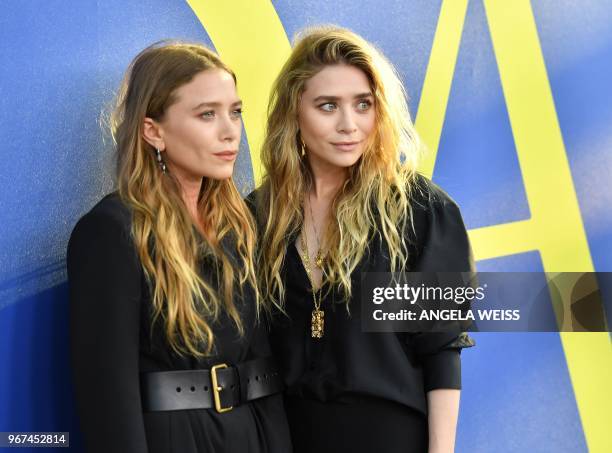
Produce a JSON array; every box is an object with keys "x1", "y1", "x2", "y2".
[{"x1": 299, "y1": 136, "x2": 306, "y2": 157}]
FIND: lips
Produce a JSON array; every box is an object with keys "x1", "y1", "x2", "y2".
[
  {"x1": 330, "y1": 140, "x2": 361, "y2": 151},
  {"x1": 213, "y1": 150, "x2": 238, "y2": 161}
]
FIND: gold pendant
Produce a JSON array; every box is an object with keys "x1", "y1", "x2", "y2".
[
  {"x1": 311, "y1": 308, "x2": 324, "y2": 338},
  {"x1": 315, "y1": 251, "x2": 325, "y2": 268}
]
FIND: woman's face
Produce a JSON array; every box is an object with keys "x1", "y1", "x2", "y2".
[
  {"x1": 297, "y1": 64, "x2": 376, "y2": 172},
  {"x1": 155, "y1": 69, "x2": 242, "y2": 181}
]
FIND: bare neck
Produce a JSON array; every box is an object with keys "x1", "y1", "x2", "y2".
[
  {"x1": 169, "y1": 165, "x2": 204, "y2": 225},
  {"x1": 182, "y1": 187, "x2": 201, "y2": 221},
  {"x1": 308, "y1": 157, "x2": 348, "y2": 203}
]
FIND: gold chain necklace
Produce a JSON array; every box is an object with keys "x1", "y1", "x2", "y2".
[
  {"x1": 299, "y1": 232, "x2": 324, "y2": 339},
  {"x1": 308, "y1": 192, "x2": 326, "y2": 269}
]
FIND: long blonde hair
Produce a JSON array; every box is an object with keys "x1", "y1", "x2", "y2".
[
  {"x1": 257, "y1": 26, "x2": 421, "y2": 307},
  {"x1": 111, "y1": 41, "x2": 260, "y2": 357}
]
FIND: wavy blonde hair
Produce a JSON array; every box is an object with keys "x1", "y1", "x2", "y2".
[
  {"x1": 257, "y1": 26, "x2": 421, "y2": 307},
  {"x1": 111, "y1": 41, "x2": 260, "y2": 357}
]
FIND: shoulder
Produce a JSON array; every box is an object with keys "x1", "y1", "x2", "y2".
[
  {"x1": 406, "y1": 173, "x2": 468, "y2": 244},
  {"x1": 68, "y1": 192, "x2": 133, "y2": 251},
  {"x1": 408, "y1": 173, "x2": 463, "y2": 224},
  {"x1": 88, "y1": 192, "x2": 132, "y2": 223},
  {"x1": 244, "y1": 188, "x2": 258, "y2": 216},
  {"x1": 245, "y1": 186, "x2": 267, "y2": 208},
  {"x1": 244, "y1": 186, "x2": 270, "y2": 225},
  {"x1": 409, "y1": 173, "x2": 461, "y2": 214},
  {"x1": 405, "y1": 174, "x2": 474, "y2": 271}
]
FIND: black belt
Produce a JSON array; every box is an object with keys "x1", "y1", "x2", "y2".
[{"x1": 140, "y1": 357, "x2": 284, "y2": 413}]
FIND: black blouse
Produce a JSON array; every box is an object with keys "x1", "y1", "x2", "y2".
[
  {"x1": 67, "y1": 193, "x2": 291, "y2": 453},
  {"x1": 248, "y1": 174, "x2": 475, "y2": 417}
]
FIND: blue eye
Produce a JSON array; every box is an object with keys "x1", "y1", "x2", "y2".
[
  {"x1": 201, "y1": 111, "x2": 215, "y2": 119},
  {"x1": 357, "y1": 100, "x2": 372, "y2": 111},
  {"x1": 231, "y1": 108, "x2": 243, "y2": 118},
  {"x1": 319, "y1": 102, "x2": 337, "y2": 112}
]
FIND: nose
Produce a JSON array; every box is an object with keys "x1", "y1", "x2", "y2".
[
  {"x1": 219, "y1": 113, "x2": 240, "y2": 143},
  {"x1": 337, "y1": 108, "x2": 358, "y2": 134}
]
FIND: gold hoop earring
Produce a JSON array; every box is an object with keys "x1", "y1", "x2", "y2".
[{"x1": 299, "y1": 137, "x2": 306, "y2": 157}]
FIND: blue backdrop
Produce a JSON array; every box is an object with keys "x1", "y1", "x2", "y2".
[{"x1": 1, "y1": 1, "x2": 611, "y2": 452}]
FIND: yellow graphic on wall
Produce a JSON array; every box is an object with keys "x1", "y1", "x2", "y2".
[{"x1": 417, "y1": 1, "x2": 610, "y2": 451}]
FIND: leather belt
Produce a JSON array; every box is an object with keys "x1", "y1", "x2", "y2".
[{"x1": 140, "y1": 357, "x2": 284, "y2": 413}]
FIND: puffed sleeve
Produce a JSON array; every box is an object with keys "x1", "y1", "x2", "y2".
[
  {"x1": 67, "y1": 204, "x2": 148, "y2": 453},
  {"x1": 407, "y1": 176, "x2": 476, "y2": 392}
]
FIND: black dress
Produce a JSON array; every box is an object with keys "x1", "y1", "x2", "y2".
[
  {"x1": 248, "y1": 174, "x2": 475, "y2": 453},
  {"x1": 67, "y1": 193, "x2": 292, "y2": 453}
]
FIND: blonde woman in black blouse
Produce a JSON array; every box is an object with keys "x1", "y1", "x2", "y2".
[
  {"x1": 248, "y1": 26, "x2": 475, "y2": 453},
  {"x1": 67, "y1": 42, "x2": 291, "y2": 453}
]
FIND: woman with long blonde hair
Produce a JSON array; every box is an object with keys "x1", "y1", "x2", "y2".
[
  {"x1": 249, "y1": 26, "x2": 475, "y2": 452},
  {"x1": 67, "y1": 42, "x2": 291, "y2": 453}
]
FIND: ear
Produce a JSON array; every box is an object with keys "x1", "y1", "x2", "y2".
[{"x1": 142, "y1": 117, "x2": 165, "y2": 150}]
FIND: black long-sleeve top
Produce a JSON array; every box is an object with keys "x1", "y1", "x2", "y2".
[
  {"x1": 67, "y1": 193, "x2": 291, "y2": 453},
  {"x1": 248, "y1": 174, "x2": 475, "y2": 416}
]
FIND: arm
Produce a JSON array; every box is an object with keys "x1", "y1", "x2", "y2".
[
  {"x1": 412, "y1": 335, "x2": 472, "y2": 453},
  {"x1": 409, "y1": 176, "x2": 476, "y2": 452},
  {"x1": 427, "y1": 389, "x2": 460, "y2": 453},
  {"x1": 67, "y1": 207, "x2": 148, "y2": 453}
]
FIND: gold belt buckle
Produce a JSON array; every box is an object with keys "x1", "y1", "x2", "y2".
[{"x1": 210, "y1": 363, "x2": 233, "y2": 413}]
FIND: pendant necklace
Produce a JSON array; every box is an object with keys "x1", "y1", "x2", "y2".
[
  {"x1": 300, "y1": 194, "x2": 327, "y2": 338},
  {"x1": 308, "y1": 192, "x2": 326, "y2": 269},
  {"x1": 300, "y1": 232, "x2": 325, "y2": 338}
]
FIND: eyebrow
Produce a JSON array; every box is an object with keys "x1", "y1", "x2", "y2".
[
  {"x1": 192, "y1": 100, "x2": 242, "y2": 110},
  {"x1": 312, "y1": 92, "x2": 373, "y2": 103}
]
